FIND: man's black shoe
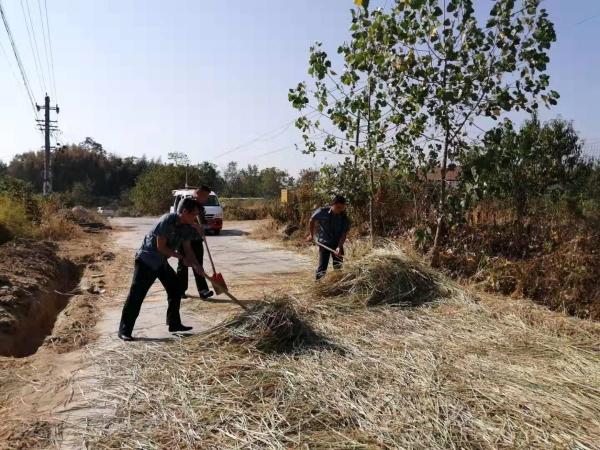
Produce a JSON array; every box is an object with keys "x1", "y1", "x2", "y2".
[
  {"x1": 118, "y1": 332, "x2": 134, "y2": 341},
  {"x1": 169, "y1": 324, "x2": 193, "y2": 333},
  {"x1": 200, "y1": 290, "x2": 214, "y2": 300}
]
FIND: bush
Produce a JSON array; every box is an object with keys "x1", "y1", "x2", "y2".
[{"x1": 0, "y1": 196, "x2": 33, "y2": 241}]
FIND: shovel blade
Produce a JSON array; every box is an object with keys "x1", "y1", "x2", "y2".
[{"x1": 210, "y1": 273, "x2": 228, "y2": 294}]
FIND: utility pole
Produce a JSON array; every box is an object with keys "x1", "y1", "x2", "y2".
[{"x1": 36, "y1": 94, "x2": 59, "y2": 195}]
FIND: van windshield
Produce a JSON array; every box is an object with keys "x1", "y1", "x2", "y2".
[{"x1": 205, "y1": 194, "x2": 220, "y2": 206}]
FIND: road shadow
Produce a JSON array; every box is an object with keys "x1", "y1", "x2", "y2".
[
  {"x1": 132, "y1": 333, "x2": 194, "y2": 342},
  {"x1": 198, "y1": 297, "x2": 256, "y2": 307},
  {"x1": 131, "y1": 336, "x2": 174, "y2": 343},
  {"x1": 213, "y1": 229, "x2": 249, "y2": 237}
]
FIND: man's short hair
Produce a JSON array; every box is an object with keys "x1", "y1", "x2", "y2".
[
  {"x1": 179, "y1": 197, "x2": 200, "y2": 214},
  {"x1": 196, "y1": 185, "x2": 211, "y2": 194},
  {"x1": 332, "y1": 195, "x2": 346, "y2": 205}
]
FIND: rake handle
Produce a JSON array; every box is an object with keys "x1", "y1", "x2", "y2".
[
  {"x1": 224, "y1": 291, "x2": 249, "y2": 311},
  {"x1": 314, "y1": 240, "x2": 344, "y2": 259}
]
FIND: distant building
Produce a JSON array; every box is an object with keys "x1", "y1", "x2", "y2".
[{"x1": 424, "y1": 164, "x2": 462, "y2": 188}]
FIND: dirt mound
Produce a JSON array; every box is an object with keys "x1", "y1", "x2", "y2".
[
  {"x1": 0, "y1": 239, "x2": 80, "y2": 357},
  {"x1": 209, "y1": 297, "x2": 329, "y2": 353},
  {"x1": 58, "y1": 206, "x2": 109, "y2": 230},
  {"x1": 314, "y1": 246, "x2": 459, "y2": 307}
]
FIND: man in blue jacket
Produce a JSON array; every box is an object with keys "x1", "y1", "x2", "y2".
[
  {"x1": 118, "y1": 197, "x2": 206, "y2": 341},
  {"x1": 307, "y1": 195, "x2": 351, "y2": 280}
]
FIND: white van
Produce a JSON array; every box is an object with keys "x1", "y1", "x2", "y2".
[{"x1": 170, "y1": 189, "x2": 224, "y2": 235}]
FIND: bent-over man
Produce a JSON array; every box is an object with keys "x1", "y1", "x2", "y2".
[
  {"x1": 118, "y1": 198, "x2": 206, "y2": 341},
  {"x1": 176, "y1": 186, "x2": 214, "y2": 300},
  {"x1": 307, "y1": 195, "x2": 351, "y2": 280}
]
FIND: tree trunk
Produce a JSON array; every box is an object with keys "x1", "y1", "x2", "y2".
[
  {"x1": 369, "y1": 161, "x2": 375, "y2": 244},
  {"x1": 431, "y1": 48, "x2": 449, "y2": 268},
  {"x1": 430, "y1": 129, "x2": 450, "y2": 267}
]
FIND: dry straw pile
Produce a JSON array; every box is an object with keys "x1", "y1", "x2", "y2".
[
  {"x1": 81, "y1": 246, "x2": 599, "y2": 449},
  {"x1": 313, "y1": 246, "x2": 462, "y2": 307}
]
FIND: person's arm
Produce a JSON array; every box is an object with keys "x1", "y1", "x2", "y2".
[
  {"x1": 306, "y1": 207, "x2": 322, "y2": 242},
  {"x1": 182, "y1": 240, "x2": 207, "y2": 277},
  {"x1": 156, "y1": 235, "x2": 183, "y2": 260},
  {"x1": 306, "y1": 218, "x2": 317, "y2": 242},
  {"x1": 336, "y1": 217, "x2": 350, "y2": 256},
  {"x1": 336, "y1": 231, "x2": 348, "y2": 255}
]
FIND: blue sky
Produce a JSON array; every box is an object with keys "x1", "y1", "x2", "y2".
[{"x1": 1, "y1": 0, "x2": 599, "y2": 175}]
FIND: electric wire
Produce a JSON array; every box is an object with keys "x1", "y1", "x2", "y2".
[{"x1": 0, "y1": 0, "x2": 39, "y2": 119}]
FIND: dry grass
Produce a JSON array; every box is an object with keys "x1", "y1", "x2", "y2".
[
  {"x1": 313, "y1": 245, "x2": 460, "y2": 307},
  {"x1": 0, "y1": 420, "x2": 62, "y2": 450},
  {"x1": 35, "y1": 215, "x2": 82, "y2": 241},
  {"x1": 204, "y1": 297, "x2": 332, "y2": 354},
  {"x1": 75, "y1": 247, "x2": 599, "y2": 449}
]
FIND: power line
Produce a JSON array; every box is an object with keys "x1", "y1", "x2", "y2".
[
  {"x1": 43, "y1": 0, "x2": 57, "y2": 99},
  {"x1": 0, "y1": 0, "x2": 39, "y2": 119},
  {"x1": 573, "y1": 12, "x2": 600, "y2": 27},
  {"x1": 249, "y1": 144, "x2": 298, "y2": 160},
  {"x1": 211, "y1": 118, "x2": 300, "y2": 160},
  {"x1": 36, "y1": 0, "x2": 53, "y2": 97},
  {"x1": 20, "y1": 0, "x2": 46, "y2": 95},
  {"x1": 0, "y1": 28, "x2": 21, "y2": 86},
  {"x1": 209, "y1": 80, "x2": 368, "y2": 162}
]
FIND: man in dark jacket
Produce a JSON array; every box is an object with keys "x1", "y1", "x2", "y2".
[
  {"x1": 118, "y1": 198, "x2": 206, "y2": 341},
  {"x1": 176, "y1": 186, "x2": 214, "y2": 300},
  {"x1": 307, "y1": 195, "x2": 351, "y2": 280}
]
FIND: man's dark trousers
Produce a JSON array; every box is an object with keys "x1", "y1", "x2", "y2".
[
  {"x1": 119, "y1": 259, "x2": 183, "y2": 335},
  {"x1": 177, "y1": 240, "x2": 209, "y2": 295},
  {"x1": 316, "y1": 245, "x2": 343, "y2": 280}
]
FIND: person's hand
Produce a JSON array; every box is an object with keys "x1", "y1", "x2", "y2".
[
  {"x1": 305, "y1": 234, "x2": 314, "y2": 243},
  {"x1": 335, "y1": 247, "x2": 342, "y2": 257}
]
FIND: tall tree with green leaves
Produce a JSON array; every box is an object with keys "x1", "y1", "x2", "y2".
[
  {"x1": 377, "y1": 0, "x2": 558, "y2": 263},
  {"x1": 288, "y1": 3, "x2": 401, "y2": 242}
]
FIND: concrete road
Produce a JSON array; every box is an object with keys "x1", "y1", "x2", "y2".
[
  {"x1": 50, "y1": 218, "x2": 312, "y2": 448},
  {"x1": 106, "y1": 217, "x2": 312, "y2": 340}
]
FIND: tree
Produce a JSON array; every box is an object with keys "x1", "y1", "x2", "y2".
[
  {"x1": 131, "y1": 165, "x2": 185, "y2": 214},
  {"x1": 376, "y1": 0, "x2": 558, "y2": 263},
  {"x1": 167, "y1": 152, "x2": 190, "y2": 167},
  {"x1": 238, "y1": 165, "x2": 261, "y2": 197},
  {"x1": 131, "y1": 162, "x2": 228, "y2": 214},
  {"x1": 461, "y1": 116, "x2": 584, "y2": 220},
  {"x1": 195, "y1": 162, "x2": 225, "y2": 192},
  {"x1": 80, "y1": 137, "x2": 105, "y2": 156},
  {"x1": 0, "y1": 160, "x2": 7, "y2": 176},
  {"x1": 223, "y1": 162, "x2": 242, "y2": 196},
  {"x1": 8, "y1": 143, "x2": 156, "y2": 200},
  {"x1": 70, "y1": 180, "x2": 95, "y2": 206},
  {"x1": 288, "y1": 4, "x2": 401, "y2": 243},
  {"x1": 259, "y1": 167, "x2": 290, "y2": 198}
]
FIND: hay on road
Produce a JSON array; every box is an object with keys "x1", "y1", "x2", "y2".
[
  {"x1": 314, "y1": 246, "x2": 462, "y2": 307},
  {"x1": 72, "y1": 247, "x2": 600, "y2": 449},
  {"x1": 205, "y1": 297, "x2": 333, "y2": 354}
]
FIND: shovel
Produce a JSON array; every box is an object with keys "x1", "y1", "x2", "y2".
[{"x1": 203, "y1": 233, "x2": 248, "y2": 310}]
